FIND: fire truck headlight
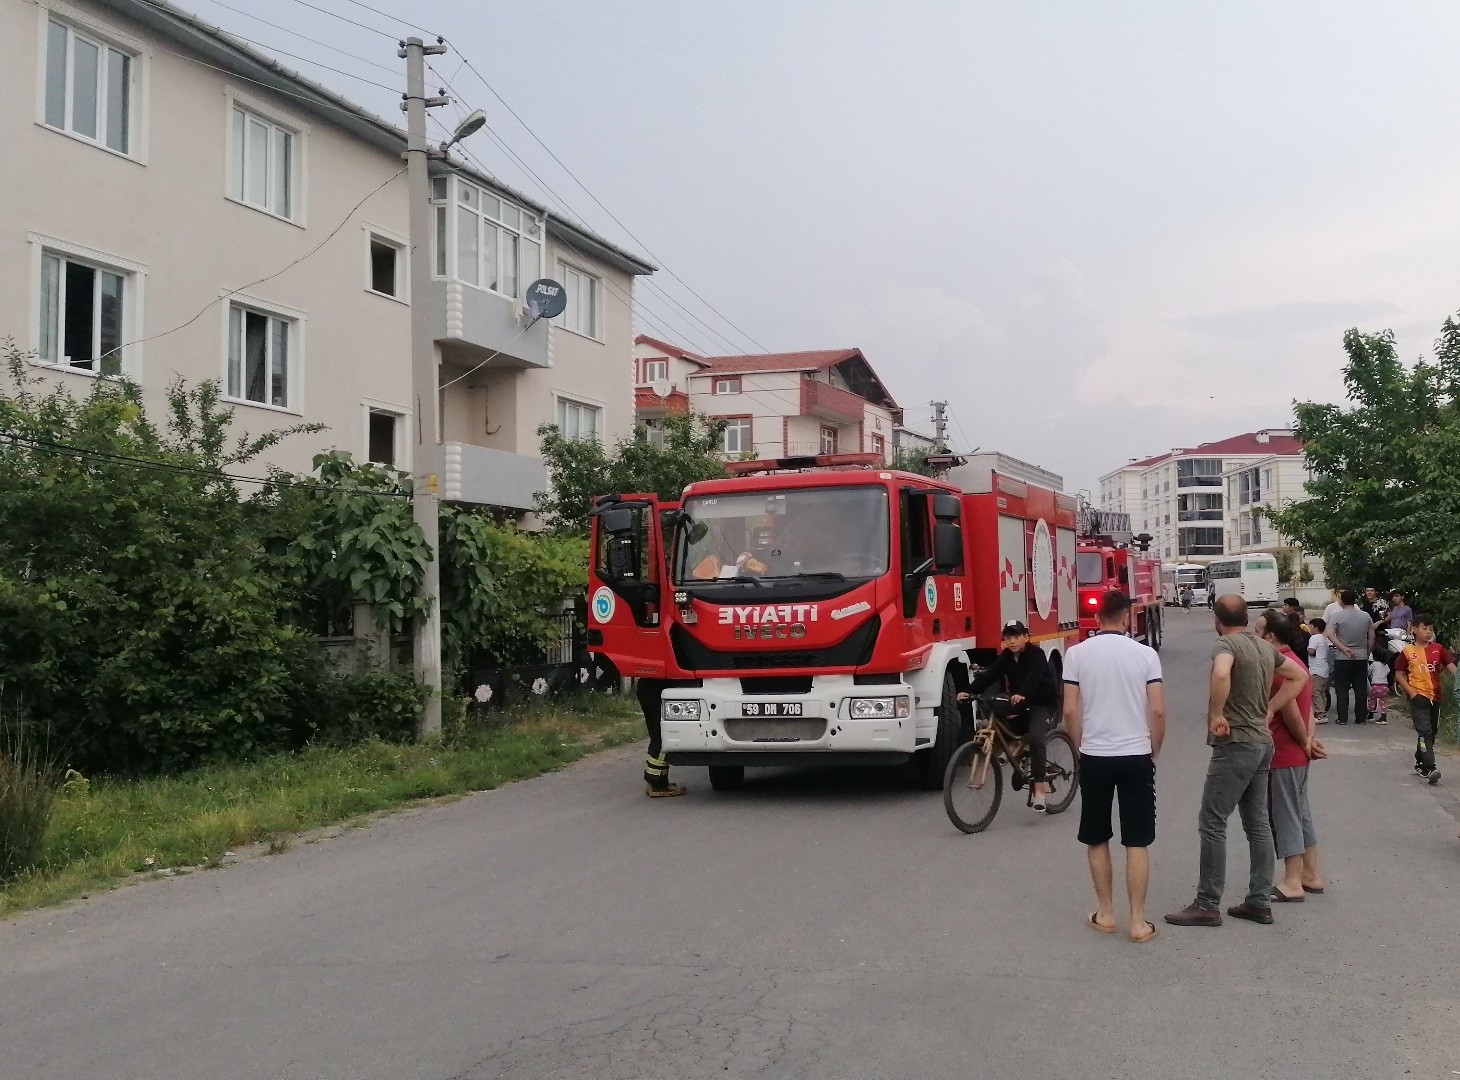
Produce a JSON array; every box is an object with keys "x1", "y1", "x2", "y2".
[
  {"x1": 848, "y1": 696, "x2": 910, "y2": 720},
  {"x1": 661, "y1": 699, "x2": 702, "y2": 721}
]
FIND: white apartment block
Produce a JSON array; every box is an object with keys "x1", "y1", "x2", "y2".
[
  {"x1": 632, "y1": 338, "x2": 902, "y2": 461},
  {"x1": 1222, "y1": 453, "x2": 1314, "y2": 553},
  {"x1": 1097, "y1": 429, "x2": 1303, "y2": 562},
  {"x1": 2, "y1": 0, "x2": 654, "y2": 512}
]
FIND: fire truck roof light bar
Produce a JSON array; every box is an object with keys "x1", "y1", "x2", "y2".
[{"x1": 725, "y1": 452, "x2": 885, "y2": 476}]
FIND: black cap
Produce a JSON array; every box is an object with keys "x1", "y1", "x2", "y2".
[{"x1": 1002, "y1": 620, "x2": 1030, "y2": 637}]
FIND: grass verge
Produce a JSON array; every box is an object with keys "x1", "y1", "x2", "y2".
[{"x1": 0, "y1": 693, "x2": 640, "y2": 919}]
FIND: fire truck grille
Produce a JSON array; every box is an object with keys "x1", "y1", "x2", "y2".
[
  {"x1": 724, "y1": 717, "x2": 828, "y2": 743},
  {"x1": 670, "y1": 617, "x2": 880, "y2": 673}
]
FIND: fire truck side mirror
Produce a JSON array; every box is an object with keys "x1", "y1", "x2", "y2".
[
  {"x1": 599, "y1": 507, "x2": 636, "y2": 536},
  {"x1": 933, "y1": 522, "x2": 964, "y2": 573},
  {"x1": 932, "y1": 493, "x2": 962, "y2": 522}
]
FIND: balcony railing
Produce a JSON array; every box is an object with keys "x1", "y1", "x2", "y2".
[
  {"x1": 442, "y1": 441, "x2": 547, "y2": 512},
  {"x1": 1177, "y1": 476, "x2": 1222, "y2": 488},
  {"x1": 634, "y1": 386, "x2": 690, "y2": 415},
  {"x1": 801, "y1": 379, "x2": 867, "y2": 424},
  {"x1": 1177, "y1": 509, "x2": 1223, "y2": 521}
]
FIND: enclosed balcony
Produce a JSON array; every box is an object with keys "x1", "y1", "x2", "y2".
[
  {"x1": 801, "y1": 378, "x2": 866, "y2": 424},
  {"x1": 442, "y1": 441, "x2": 547, "y2": 513}
]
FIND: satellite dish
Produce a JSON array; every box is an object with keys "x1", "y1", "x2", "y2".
[
  {"x1": 524, "y1": 278, "x2": 567, "y2": 321},
  {"x1": 651, "y1": 378, "x2": 673, "y2": 399}
]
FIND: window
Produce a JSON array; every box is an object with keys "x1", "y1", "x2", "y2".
[
  {"x1": 721, "y1": 417, "x2": 752, "y2": 455},
  {"x1": 368, "y1": 235, "x2": 403, "y2": 297},
  {"x1": 37, "y1": 250, "x2": 130, "y2": 375},
  {"x1": 556, "y1": 397, "x2": 601, "y2": 441},
  {"x1": 230, "y1": 105, "x2": 296, "y2": 219},
  {"x1": 820, "y1": 426, "x2": 838, "y2": 454},
  {"x1": 1177, "y1": 458, "x2": 1222, "y2": 487},
  {"x1": 559, "y1": 263, "x2": 600, "y2": 337},
  {"x1": 641, "y1": 358, "x2": 668, "y2": 385},
  {"x1": 366, "y1": 411, "x2": 404, "y2": 467},
  {"x1": 871, "y1": 433, "x2": 886, "y2": 462},
  {"x1": 44, "y1": 19, "x2": 134, "y2": 155},
  {"x1": 434, "y1": 177, "x2": 543, "y2": 298},
  {"x1": 227, "y1": 303, "x2": 293, "y2": 408},
  {"x1": 714, "y1": 377, "x2": 741, "y2": 395}
]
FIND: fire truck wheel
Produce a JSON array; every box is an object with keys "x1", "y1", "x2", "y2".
[
  {"x1": 707, "y1": 765, "x2": 745, "y2": 791},
  {"x1": 915, "y1": 672, "x2": 962, "y2": 790}
]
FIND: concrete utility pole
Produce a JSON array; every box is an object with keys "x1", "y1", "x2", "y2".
[
  {"x1": 930, "y1": 400, "x2": 948, "y2": 449},
  {"x1": 401, "y1": 37, "x2": 449, "y2": 738}
]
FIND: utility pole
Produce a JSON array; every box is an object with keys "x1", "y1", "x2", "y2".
[
  {"x1": 401, "y1": 37, "x2": 448, "y2": 738},
  {"x1": 930, "y1": 400, "x2": 948, "y2": 450}
]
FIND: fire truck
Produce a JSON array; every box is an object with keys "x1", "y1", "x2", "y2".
[
  {"x1": 1074, "y1": 504, "x2": 1163, "y2": 649},
  {"x1": 586, "y1": 451, "x2": 1081, "y2": 791}
]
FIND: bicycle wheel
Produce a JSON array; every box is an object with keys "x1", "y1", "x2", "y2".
[
  {"x1": 1041, "y1": 731, "x2": 1079, "y2": 815},
  {"x1": 943, "y1": 740, "x2": 1003, "y2": 834}
]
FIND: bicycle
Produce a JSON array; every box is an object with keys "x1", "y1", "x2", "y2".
[{"x1": 943, "y1": 693, "x2": 1079, "y2": 833}]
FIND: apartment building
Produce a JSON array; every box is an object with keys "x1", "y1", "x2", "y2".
[
  {"x1": 1097, "y1": 429, "x2": 1303, "y2": 561},
  {"x1": 1222, "y1": 453, "x2": 1313, "y2": 553},
  {"x1": 1, "y1": 0, "x2": 653, "y2": 512},
  {"x1": 632, "y1": 337, "x2": 902, "y2": 460}
]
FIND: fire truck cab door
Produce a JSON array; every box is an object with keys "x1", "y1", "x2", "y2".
[{"x1": 589, "y1": 496, "x2": 671, "y2": 678}]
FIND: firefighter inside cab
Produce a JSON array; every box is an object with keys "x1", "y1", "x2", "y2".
[
  {"x1": 684, "y1": 490, "x2": 887, "y2": 581},
  {"x1": 958, "y1": 620, "x2": 1060, "y2": 812}
]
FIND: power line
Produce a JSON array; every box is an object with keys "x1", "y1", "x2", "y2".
[
  {"x1": 336, "y1": 0, "x2": 442, "y2": 39},
  {"x1": 190, "y1": 0, "x2": 401, "y2": 75},
  {"x1": 278, "y1": 0, "x2": 404, "y2": 40},
  {"x1": 445, "y1": 50, "x2": 771, "y2": 354}
]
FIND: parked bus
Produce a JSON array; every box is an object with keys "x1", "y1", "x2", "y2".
[
  {"x1": 1205, "y1": 554, "x2": 1280, "y2": 607},
  {"x1": 1160, "y1": 562, "x2": 1207, "y2": 606}
]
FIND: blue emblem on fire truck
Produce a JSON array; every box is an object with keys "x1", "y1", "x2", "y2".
[
  {"x1": 924, "y1": 578, "x2": 938, "y2": 612},
  {"x1": 591, "y1": 586, "x2": 616, "y2": 623}
]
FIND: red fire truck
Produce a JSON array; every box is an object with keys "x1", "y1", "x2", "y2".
[
  {"x1": 1074, "y1": 505, "x2": 1163, "y2": 649},
  {"x1": 587, "y1": 451, "x2": 1080, "y2": 791}
]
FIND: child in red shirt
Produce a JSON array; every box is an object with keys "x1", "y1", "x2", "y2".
[{"x1": 1394, "y1": 613, "x2": 1457, "y2": 784}]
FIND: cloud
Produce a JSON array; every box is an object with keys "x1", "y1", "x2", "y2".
[{"x1": 1168, "y1": 300, "x2": 1405, "y2": 339}]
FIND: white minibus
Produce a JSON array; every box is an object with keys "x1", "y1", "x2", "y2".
[
  {"x1": 1205, "y1": 554, "x2": 1280, "y2": 607},
  {"x1": 1160, "y1": 563, "x2": 1207, "y2": 606}
]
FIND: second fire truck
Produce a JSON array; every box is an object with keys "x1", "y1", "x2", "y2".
[
  {"x1": 587, "y1": 451, "x2": 1081, "y2": 790},
  {"x1": 1074, "y1": 505, "x2": 1163, "y2": 649}
]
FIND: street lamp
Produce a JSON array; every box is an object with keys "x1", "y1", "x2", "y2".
[{"x1": 440, "y1": 109, "x2": 487, "y2": 154}]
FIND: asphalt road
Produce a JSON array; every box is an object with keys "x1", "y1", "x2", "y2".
[{"x1": 4, "y1": 612, "x2": 1458, "y2": 1080}]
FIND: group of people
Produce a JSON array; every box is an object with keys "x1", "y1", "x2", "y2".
[{"x1": 1056, "y1": 585, "x2": 1452, "y2": 943}]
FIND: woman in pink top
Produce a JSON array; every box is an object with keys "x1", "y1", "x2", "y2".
[{"x1": 1257, "y1": 609, "x2": 1327, "y2": 901}]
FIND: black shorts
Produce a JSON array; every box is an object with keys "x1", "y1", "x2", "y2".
[{"x1": 1077, "y1": 753, "x2": 1156, "y2": 848}]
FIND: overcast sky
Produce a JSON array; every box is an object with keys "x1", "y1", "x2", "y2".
[{"x1": 221, "y1": 0, "x2": 1460, "y2": 492}]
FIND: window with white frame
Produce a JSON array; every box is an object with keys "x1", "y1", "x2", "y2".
[
  {"x1": 230, "y1": 105, "x2": 297, "y2": 219},
  {"x1": 641, "y1": 358, "x2": 668, "y2": 385},
  {"x1": 368, "y1": 233, "x2": 404, "y2": 298},
  {"x1": 432, "y1": 177, "x2": 543, "y2": 298},
  {"x1": 556, "y1": 397, "x2": 602, "y2": 442},
  {"x1": 44, "y1": 18, "x2": 135, "y2": 155},
  {"x1": 38, "y1": 249, "x2": 132, "y2": 376},
  {"x1": 367, "y1": 409, "x2": 400, "y2": 467},
  {"x1": 559, "y1": 262, "x2": 601, "y2": 338},
  {"x1": 721, "y1": 417, "x2": 752, "y2": 455},
  {"x1": 819, "y1": 426, "x2": 838, "y2": 454},
  {"x1": 714, "y1": 376, "x2": 741, "y2": 395},
  {"x1": 227, "y1": 303, "x2": 294, "y2": 408}
]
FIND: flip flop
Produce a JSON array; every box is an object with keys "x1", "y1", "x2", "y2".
[
  {"x1": 1269, "y1": 888, "x2": 1305, "y2": 904},
  {"x1": 1302, "y1": 885, "x2": 1325, "y2": 895},
  {"x1": 1087, "y1": 912, "x2": 1117, "y2": 934},
  {"x1": 1131, "y1": 921, "x2": 1159, "y2": 944}
]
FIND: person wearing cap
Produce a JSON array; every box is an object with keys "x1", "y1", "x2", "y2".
[{"x1": 959, "y1": 620, "x2": 1060, "y2": 811}]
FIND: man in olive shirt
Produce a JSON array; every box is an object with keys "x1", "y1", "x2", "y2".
[{"x1": 1167, "y1": 595, "x2": 1309, "y2": 927}]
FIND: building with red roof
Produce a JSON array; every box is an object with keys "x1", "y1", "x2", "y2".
[
  {"x1": 632, "y1": 337, "x2": 905, "y2": 461},
  {"x1": 1098, "y1": 429, "x2": 1307, "y2": 562}
]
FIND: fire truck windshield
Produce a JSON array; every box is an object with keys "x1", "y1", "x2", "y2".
[
  {"x1": 677, "y1": 485, "x2": 890, "y2": 584},
  {"x1": 1076, "y1": 551, "x2": 1106, "y2": 586}
]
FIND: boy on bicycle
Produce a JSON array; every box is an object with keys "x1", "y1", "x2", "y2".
[{"x1": 959, "y1": 620, "x2": 1059, "y2": 811}]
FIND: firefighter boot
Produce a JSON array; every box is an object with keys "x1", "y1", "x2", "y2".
[{"x1": 644, "y1": 754, "x2": 687, "y2": 797}]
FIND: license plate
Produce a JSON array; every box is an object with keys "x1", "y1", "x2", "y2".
[{"x1": 740, "y1": 701, "x2": 804, "y2": 718}]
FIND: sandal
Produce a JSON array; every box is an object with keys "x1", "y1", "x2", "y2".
[
  {"x1": 1087, "y1": 912, "x2": 1117, "y2": 934},
  {"x1": 1302, "y1": 885, "x2": 1325, "y2": 895},
  {"x1": 1131, "y1": 921, "x2": 1159, "y2": 944},
  {"x1": 1269, "y1": 888, "x2": 1305, "y2": 904}
]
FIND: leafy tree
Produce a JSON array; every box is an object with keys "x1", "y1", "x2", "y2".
[
  {"x1": 536, "y1": 412, "x2": 728, "y2": 535},
  {"x1": 1272, "y1": 318, "x2": 1460, "y2": 632},
  {"x1": 890, "y1": 445, "x2": 945, "y2": 476}
]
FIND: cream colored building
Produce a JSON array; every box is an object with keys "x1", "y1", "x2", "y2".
[
  {"x1": 1222, "y1": 453, "x2": 1314, "y2": 553},
  {"x1": 0, "y1": 0, "x2": 653, "y2": 511}
]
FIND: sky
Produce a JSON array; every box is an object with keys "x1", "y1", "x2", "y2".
[{"x1": 211, "y1": 0, "x2": 1460, "y2": 493}]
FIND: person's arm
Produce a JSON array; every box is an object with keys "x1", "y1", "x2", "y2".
[
  {"x1": 1365, "y1": 619, "x2": 1375, "y2": 653},
  {"x1": 1015, "y1": 649, "x2": 1052, "y2": 703},
  {"x1": 1062, "y1": 682, "x2": 1082, "y2": 750},
  {"x1": 963, "y1": 654, "x2": 1005, "y2": 698},
  {"x1": 1208, "y1": 650, "x2": 1234, "y2": 738},
  {"x1": 1395, "y1": 652, "x2": 1413, "y2": 698},
  {"x1": 1267, "y1": 652, "x2": 1308, "y2": 718},
  {"x1": 1147, "y1": 682, "x2": 1167, "y2": 761},
  {"x1": 1277, "y1": 699, "x2": 1310, "y2": 757},
  {"x1": 1325, "y1": 623, "x2": 1351, "y2": 657}
]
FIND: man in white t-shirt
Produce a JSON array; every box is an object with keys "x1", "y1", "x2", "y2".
[{"x1": 1063, "y1": 590, "x2": 1167, "y2": 944}]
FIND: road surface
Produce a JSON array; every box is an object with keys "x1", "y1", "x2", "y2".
[{"x1": 3, "y1": 612, "x2": 1458, "y2": 1079}]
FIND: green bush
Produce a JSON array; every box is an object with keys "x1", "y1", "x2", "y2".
[{"x1": 303, "y1": 671, "x2": 429, "y2": 746}]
